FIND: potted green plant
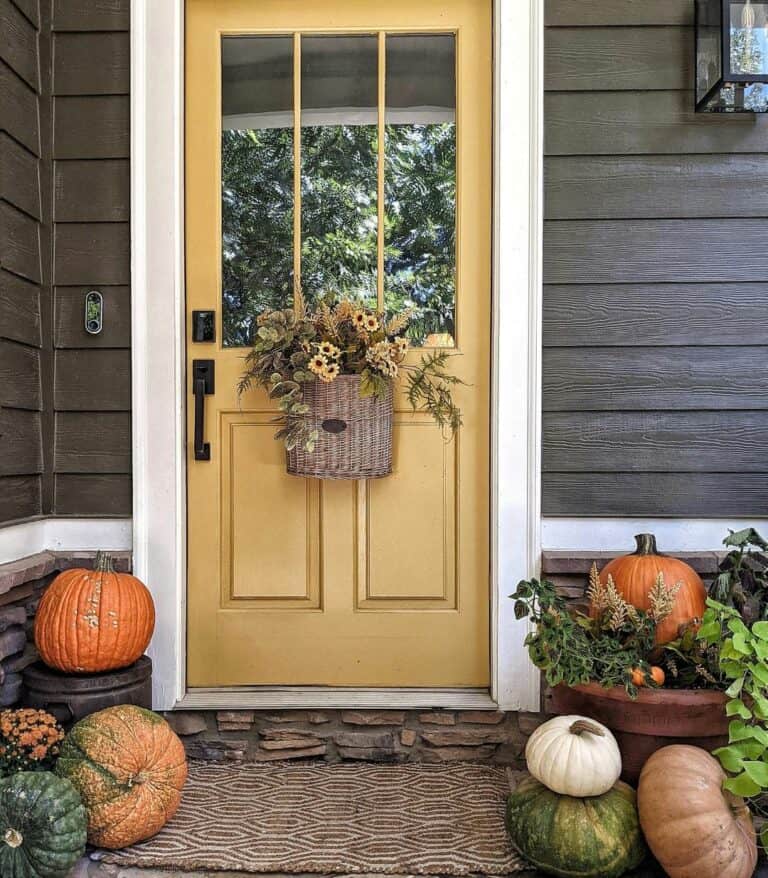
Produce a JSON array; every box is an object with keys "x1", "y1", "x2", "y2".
[
  {"x1": 238, "y1": 294, "x2": 463, "y2": 480},
  {"x1": 512, "y1": 563, "x2": 729, "y2": 782}
]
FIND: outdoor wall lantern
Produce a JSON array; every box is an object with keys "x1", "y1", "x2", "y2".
[{"x1": 696, "y1": 0, "x2": 768, "y2": 111}]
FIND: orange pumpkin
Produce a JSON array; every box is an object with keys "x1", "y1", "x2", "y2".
[
  {"x1": 55, "y1": 705, "x2": 188, "y2": 849},
  {"x1": 630, "y1": 666, "x2": 665, "y2": 687},
  {"x1": 638, "y1": 745, "x2": 757, "y2": 878},
  {"x1": 598, "y1": 534, "x2": 706, "y2": 644},
  {"x1": 35, "y1": 552, "x2": 155, "y2": 673}
]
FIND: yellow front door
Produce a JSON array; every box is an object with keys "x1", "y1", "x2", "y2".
[{"x1": 186, "y1": 0, "x2": 492, "y2": 687}]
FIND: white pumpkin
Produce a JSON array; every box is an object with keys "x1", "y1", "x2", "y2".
[{"x1": 525, "y1": 715, "x2": 621, "y2": 797}]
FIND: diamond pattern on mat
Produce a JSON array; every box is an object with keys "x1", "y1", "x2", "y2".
[{"x1": 99, "y1": 761, "x2": 525, "y2": 875}]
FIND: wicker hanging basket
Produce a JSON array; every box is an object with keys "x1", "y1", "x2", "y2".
[{"x1": 286, "y1": 374, "x2": 393, "y2": 479}]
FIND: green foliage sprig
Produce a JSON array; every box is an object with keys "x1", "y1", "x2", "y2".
[
  {"x1": 697, "y1": 598, "x2": 768, "y2": 837},
  {"x1": 403, "y1": 351, "x2": 464, "y2": 435},
  {"x1": 238, "y1": 295, "x2": 463, "y2": 451},
  {"x1": 710, "y1": 528, "x2": 768, "y2": 624},
  {"x1": 510, "y1": 574, "x2": 666, "y2": 696}
]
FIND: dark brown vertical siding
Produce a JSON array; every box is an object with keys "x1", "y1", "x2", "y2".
[
  {"x1": 0, "y1": 0, "x2": 131, "y2": 524},
  {"x1": 51, "y1": 0, "x2": 131, "y2": 517},
  {"x1": 543, "y1": 0, "x2": 768, "y2": 517},
  {"x1": 0, "y1": 0, "x2": 44, "y2": 522}
]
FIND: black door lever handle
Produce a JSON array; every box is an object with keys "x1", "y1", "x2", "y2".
[{"x1": 192, "y1": 360, "x2": 214, "y2": 461}]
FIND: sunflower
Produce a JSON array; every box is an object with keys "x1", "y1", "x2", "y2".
[
  {"x1": 352, "y1": 310, "x2": 367, "y2": 329},
  {"x1": 318, "y1": 341, "x2": 340, "y2": 359},
  {"x1": 308, "y1": 354, "x2": 328, "y2": 376},
  {"x1": 320, "y1": 362, "x2": 340, "y2": 383},
  {"x1": 365, "y1": 315, "x2": 380, "y2": 332}
]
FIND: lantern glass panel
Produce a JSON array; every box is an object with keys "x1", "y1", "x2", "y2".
[
  {"x1": 697, "y1": 0, "x2": 723, "y2": 104},
  {"x1": 730, "y1": 2, "x2": 768, "y2": 74}
]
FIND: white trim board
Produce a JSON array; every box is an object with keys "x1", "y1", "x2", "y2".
[
  {"x1": 179, "y1": 688, "x2": 497, "y2": 711},
  {"x1": 542, "y1": 519, "x2": 768, "y2": 553},
  {"x1": 0, "y1": 520, "x2": 132, "y2": 566},
  {"x1": 131, "y1": 0, "x2": 544, "y2": 713}
]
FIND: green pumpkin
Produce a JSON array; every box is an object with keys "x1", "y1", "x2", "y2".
[
  {"x1": 506, "y1": 776, "x2": 647, "y2": 878},
  {"x1": 0, "y1": 772, "x2": 87, "y2": 878}
]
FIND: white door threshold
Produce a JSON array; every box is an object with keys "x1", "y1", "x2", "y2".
[{"x1": 176, "y1": 687, "x2": 498, "y2": 711}]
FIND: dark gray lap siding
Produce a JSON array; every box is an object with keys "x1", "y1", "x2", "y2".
[
  {"x1": 0, "y1": 0, "x2": 131, "y2": 524},
  {"x1": 543, "y1": 0, "x2": 768, "y2": 517},
  {"x1": 0, "y1": 0, "x2": 44, "y2": 522}
]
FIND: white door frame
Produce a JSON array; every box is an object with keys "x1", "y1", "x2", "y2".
[{"x1": 130, "y1": 0, "x2": 543, "y2": 712}]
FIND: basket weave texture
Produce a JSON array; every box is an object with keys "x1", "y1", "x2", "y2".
[{"x1": 286, "y1": 374, "x2": 393, "y2": 479}]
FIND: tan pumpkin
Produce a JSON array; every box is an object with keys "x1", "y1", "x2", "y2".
[
  {"x1": 35, "y1": 552, "x2": 155, "y2": 673},
  {"x1": 638, "y1": 745, "x2": 757, "y2": 878},
  {"x1": 55, "y1": 705, "x2": 188, "y2": 849},
  {"x1": 597, "y1": 534, "x2": 706, "y2": 644}
]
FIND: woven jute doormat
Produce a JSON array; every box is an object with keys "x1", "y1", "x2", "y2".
[{"x1": 96, "y1": 761, "x2": 525, "y2": 875}]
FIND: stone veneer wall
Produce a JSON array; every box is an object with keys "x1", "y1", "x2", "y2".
[
  {"x1": 164, "y1": 708, "x2": 545, "y2": 765},
  {"x1": 0, "y1": 551, "x2": 131, "y2": 709}
]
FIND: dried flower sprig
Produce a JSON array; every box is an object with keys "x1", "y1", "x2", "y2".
[{"x1": 648, "y1": 572, "x2": 682, "y2": 623}]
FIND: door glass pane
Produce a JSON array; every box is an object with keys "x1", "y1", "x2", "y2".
[
  {"x1": 221, "y1": 36, "x2": 294, "y2": 347},
  {"x1": 385, "y1": 34, "x2": 456, "y2": 347},
  {"x1": 301, "y1": 35, "x2": 378, "y2": 306}
]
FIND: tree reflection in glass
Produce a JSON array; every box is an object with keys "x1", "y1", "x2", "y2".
[
  {"x1": 385, "y1": 35, "x2": 456, "y2": 347},
  {"x1": 300, "y1": 36, "x2": 379, "y2": 307},
  {"x1": 221, "y1": 36, "x2": 294, "y2": 347}
]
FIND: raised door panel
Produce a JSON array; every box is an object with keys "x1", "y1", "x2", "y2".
[
  {"x1": 221, "y1": 412, "x2": 321, "y2": 609},
  {"x1": 356, "y1": 416, "x2": 457, "y2": 610}
]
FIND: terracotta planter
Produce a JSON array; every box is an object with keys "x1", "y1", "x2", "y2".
[{"x1": 546, "y1": 682, "x2": 729, "y2": 783}]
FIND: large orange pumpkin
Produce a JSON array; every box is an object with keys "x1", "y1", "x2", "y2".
[
  {"x1": 55, "y1": 705, "x2": 188, "y2": 849},
  {"x1": 638, "y1": 745, "x2": 757, "y2": 878},
  {"x1": 35, "y1": 552, "x2": 155, "y2": 673},
  {"x1": 596, "y1": 534, "x2": 706, "y2": 644}
]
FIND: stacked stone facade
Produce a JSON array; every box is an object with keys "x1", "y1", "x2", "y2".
[{"x1": 165, "y1": 708, "x2": 545, "y2": 765}]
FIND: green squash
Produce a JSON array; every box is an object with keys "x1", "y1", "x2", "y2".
[
  {"x1": 506, "y1": 776, "x2": 647, "y2": 878},
  {"x1": 0, "y1": 772, "x2": 87, "y2": 878}
]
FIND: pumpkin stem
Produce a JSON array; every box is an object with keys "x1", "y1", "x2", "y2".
[
  {"x1": 4, "y1": 828, "x2": 23, "y2": 848},
  {"x1": 634, "y1": 533, "x2": 660, "y2": 556},
  {"x1": 569, "y1": 719, "x2": 605, "y2": 737},
  {"x1": 94, "y1": 551, "x2": 115, "y2": 573}
]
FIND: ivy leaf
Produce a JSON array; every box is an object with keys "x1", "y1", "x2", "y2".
[
  {"x1": 751, "y1": 662, "x2": 768, "y2": 686},
  {"x1": 722, "y1": 740, "x2": 765, "y2": 760},
  {"x1": 726, "y1": 699, "x2": 753, "y2": 719},
  {"x1": 712, "y1": 746, "x2": 745, "y2": 774},
  {"x1": 725, "y1": 676, "x2": 745, "y2": 698},
  {"x1": 753, "y1": 621, "x2": 768, "y2": 641},
  {"x1": 728, "y1": 618, "x2": 751, "y2": 638},
  {"x1": 723, "y1": 772, "x2": 762, "y2": 798},
  {"x1": 742, "y1": 761, "x2": 768, "y2": 787},
  {"x1": 722, "y1": 660, "x2": 744, "y2": 678},
  {"x1": 697, "y1": 620, "x2": 722, "y2": 642},
  {"x1": 732, "y1": 633, "x2": 752, "y2": 655},
  {"x1": 754, "y1": 640, "x2": 768, "y2": 661},
  {"x1": 729, "y1": 719, "x2": 760, "y2": 742},
  {"x1": 751, "y1": 695, "x2": 768, "y2": 721}
]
